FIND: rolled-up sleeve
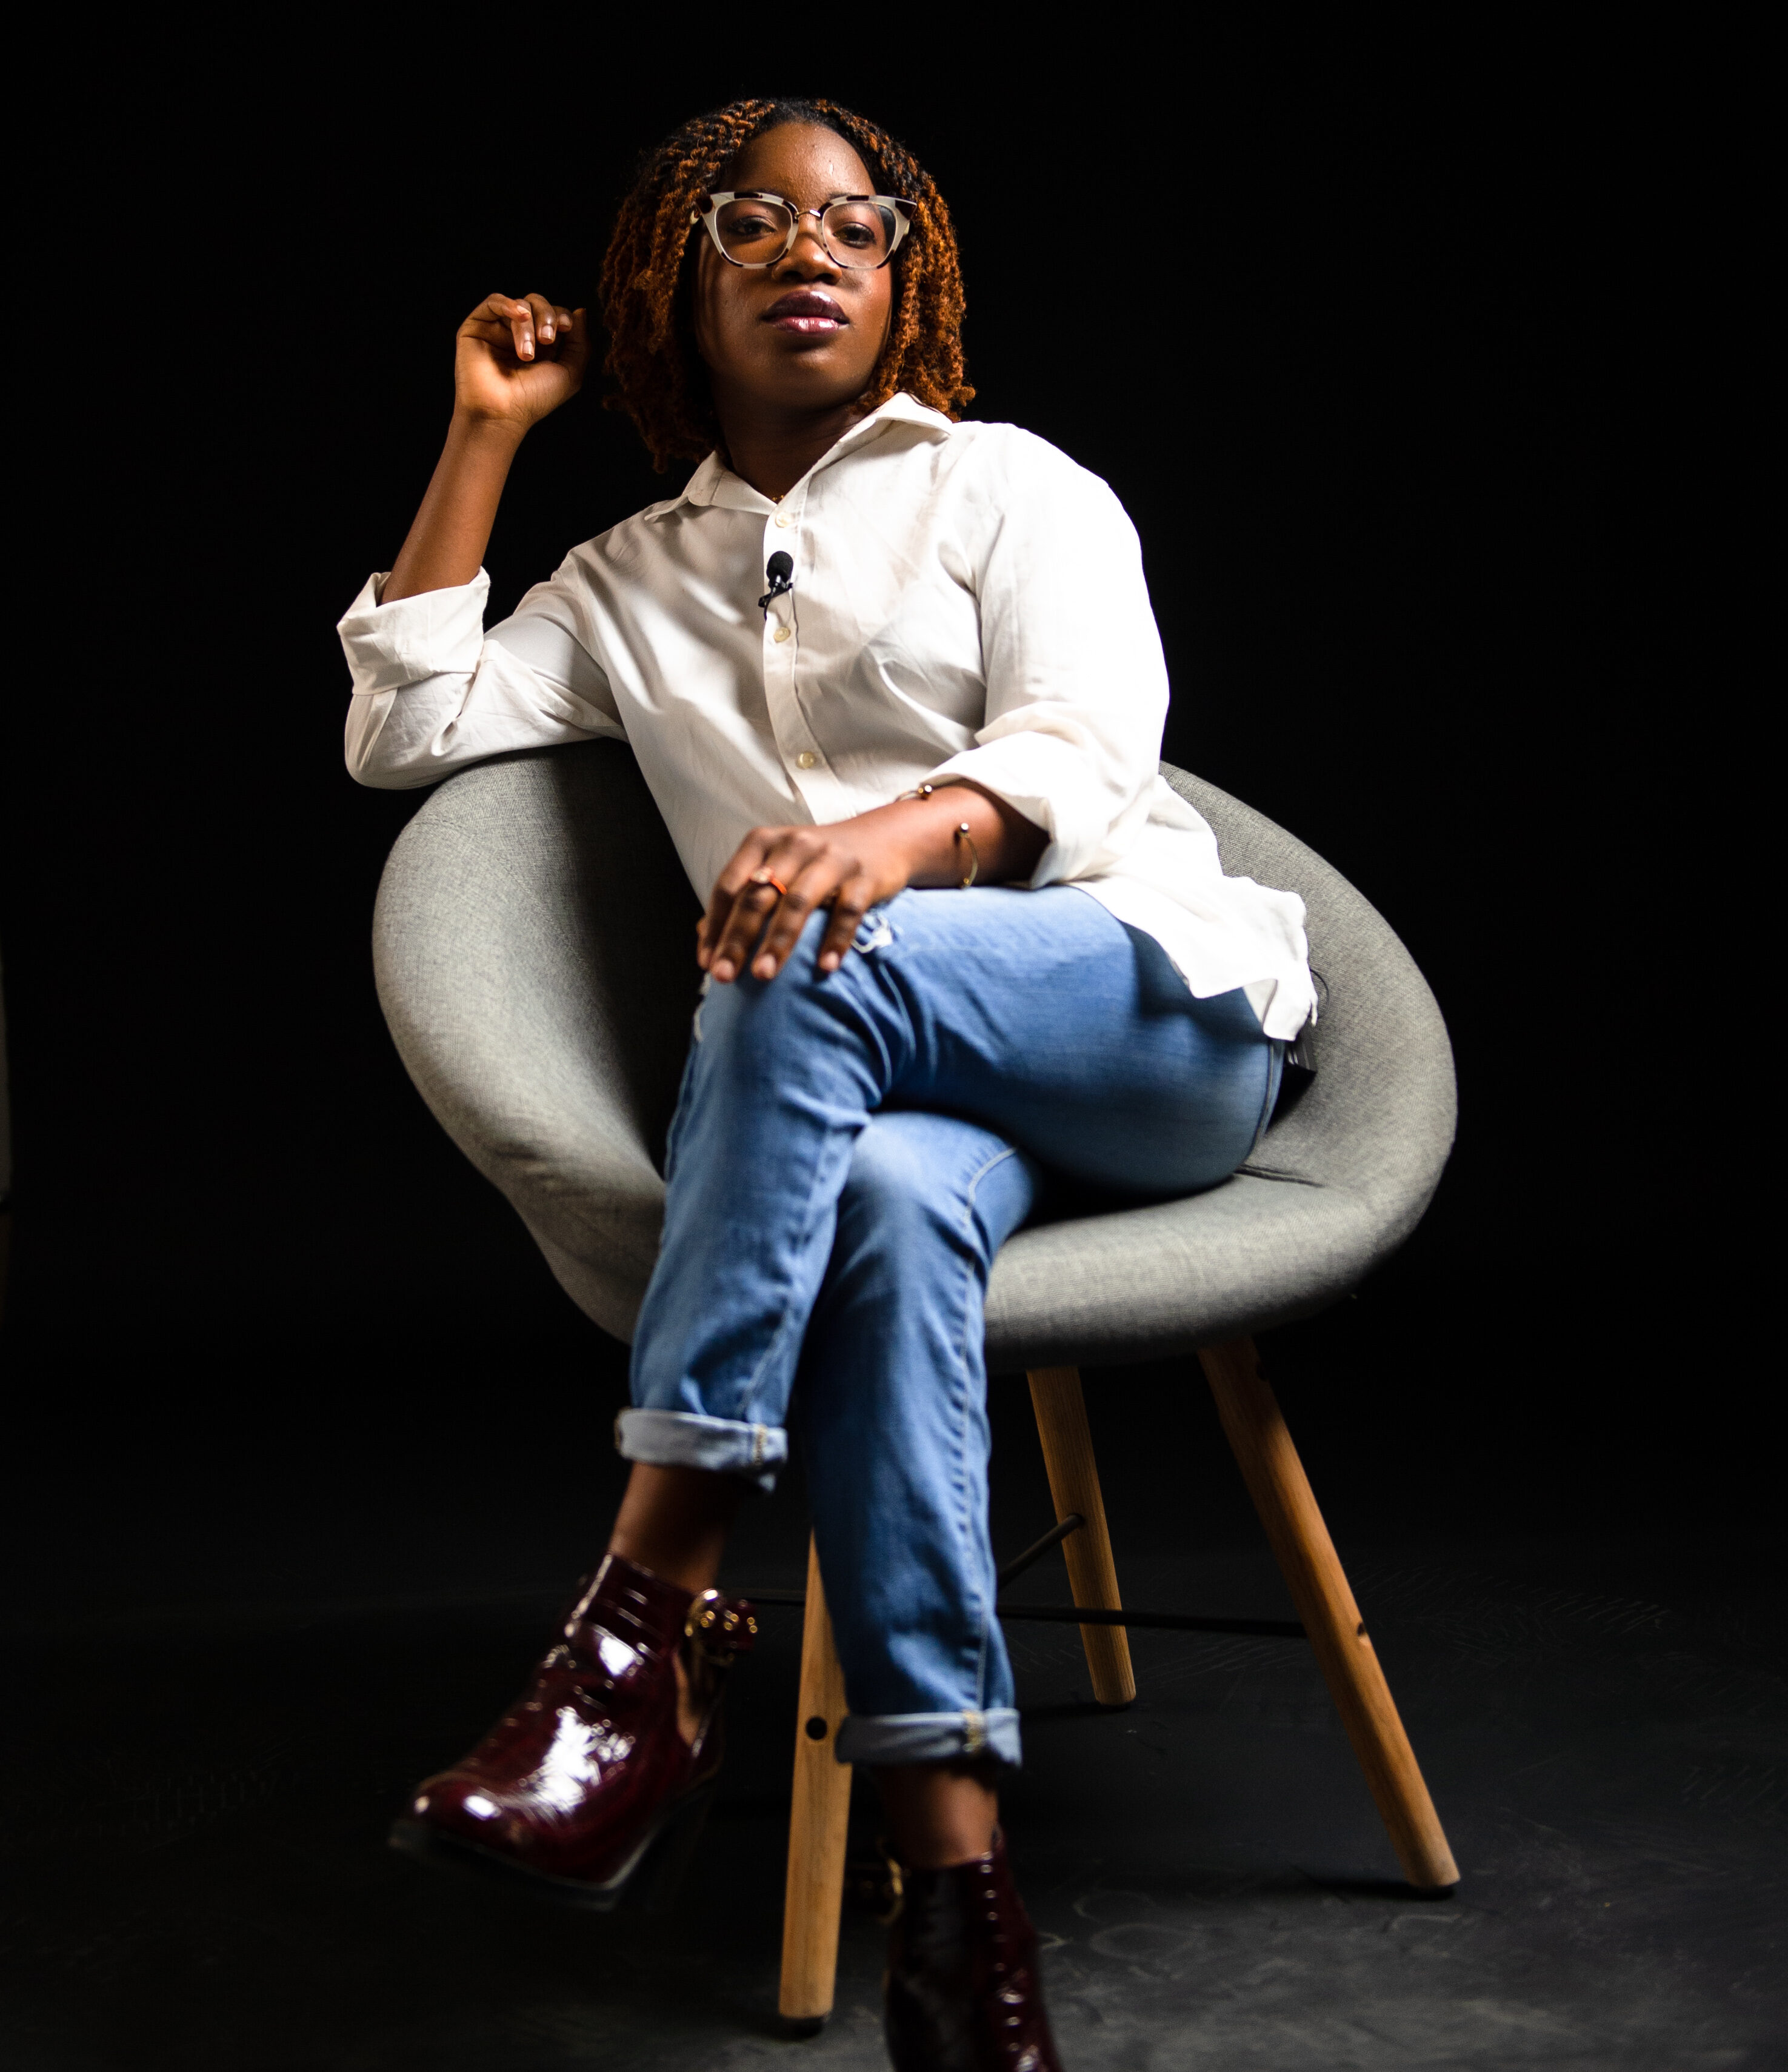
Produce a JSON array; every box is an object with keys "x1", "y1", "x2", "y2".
[
  {"x1": 922, "y1": 435, "x2": 1169, "y2": 886},
  {"x1": 338, "y1": 566, "x2": 625, "y2": 791}
]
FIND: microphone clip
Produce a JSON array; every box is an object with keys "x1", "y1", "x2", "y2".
[{"x1": 759, "y1": 550, "x2": 795, "y2": 615}]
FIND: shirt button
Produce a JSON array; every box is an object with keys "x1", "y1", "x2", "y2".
[
  {"x1": 773, "y1": 624, "x2": 792, "y2": 643},
  {"x1": 775, "y1": 513, "x2": 792, "y2": 528},
  {"x1": 796, "y1": 751, "x2": 817, "y2": 770}
]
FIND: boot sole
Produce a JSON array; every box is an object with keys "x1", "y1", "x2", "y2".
[{"x1": 389, "y1": 1781, "x2": 715, "y2": 1916}]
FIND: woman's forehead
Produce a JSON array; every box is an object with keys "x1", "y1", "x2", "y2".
[{"x1": 727, "y1": 122, "x2": 876, "y2": 199}]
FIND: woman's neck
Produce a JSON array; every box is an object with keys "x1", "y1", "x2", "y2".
[{"x1": 715, "y1": 394, "x2": 873, "y2": 501}]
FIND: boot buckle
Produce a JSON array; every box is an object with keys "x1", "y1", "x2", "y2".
[{"x1": 684, "y1": 1588, "x2": 758, "y2": 1662}]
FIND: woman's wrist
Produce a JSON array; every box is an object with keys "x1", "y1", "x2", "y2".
[
  {"x1": 889, "y1": 782, "x2": 1043, "y2": 890},
  {"x1": 445, "y1": 406, "x2": 530, "y2": 458}
]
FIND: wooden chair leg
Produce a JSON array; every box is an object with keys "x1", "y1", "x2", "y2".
[
  {"x1": 778, "y1": 1533, "x2": 854, "y2": 2030},
  {"x1": 1198, "y1": 1334, "x2": 1459, "y2": 1891},
  {"x1": 1027, "y1": 1367, "x2": 1136, "y2": 1707}
]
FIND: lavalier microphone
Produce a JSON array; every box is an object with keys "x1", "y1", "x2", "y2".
[{"x1": 759, "y1": 550, "x2": 795, "y2": 614}]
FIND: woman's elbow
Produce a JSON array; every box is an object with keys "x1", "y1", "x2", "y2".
[{"x1": 345, "y1": 752, "x2": 438, "y2": 792}]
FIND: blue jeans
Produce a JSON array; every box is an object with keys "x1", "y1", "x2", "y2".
[{"x1": 618, "y1": 886, "x2": 1281, "y2": 1767}]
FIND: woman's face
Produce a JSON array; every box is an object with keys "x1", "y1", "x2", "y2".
[{"x1": 692, "y1": 122, "x2": 896, "y2": 425}]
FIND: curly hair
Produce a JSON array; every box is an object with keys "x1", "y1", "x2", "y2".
[{"x1": 599, "y1": 97, "x2": 972, "y2": 471}]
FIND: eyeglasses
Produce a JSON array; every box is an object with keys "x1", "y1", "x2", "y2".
[{"x1": 692, "y1": 190, "x2": 914, "y2": 271}]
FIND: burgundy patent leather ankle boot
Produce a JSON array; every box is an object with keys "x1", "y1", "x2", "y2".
[
  {"x1": 884, "y1": 1829, "x2": 1064, "y2": 2070},
  {"x1": 390, "y1": 1553, "x2": 755, "y2": 1911}
]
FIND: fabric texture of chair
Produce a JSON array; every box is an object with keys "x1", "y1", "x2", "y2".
[{"x1": 372, "y1": 742, "x2": 1455, "y2": 1360}]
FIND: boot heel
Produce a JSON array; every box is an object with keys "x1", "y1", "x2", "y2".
[{"x1": 624, "y1": 1784, "x2": 715, "y2": 1915}]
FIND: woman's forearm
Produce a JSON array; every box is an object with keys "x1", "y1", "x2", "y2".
[
  {"x1": 383, "y1": 413, "x2": 527, "y2": 602},
  {"x1": 873, "y1": 780, "x2": 1047, "y2": 890}
]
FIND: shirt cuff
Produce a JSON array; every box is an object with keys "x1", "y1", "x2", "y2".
[
  {"x1": 924, "y1": 732, "x2": 1127, "y2": 887},
  {"x1": 337, "y1": 567, "x2": 492, "y2": 696}
]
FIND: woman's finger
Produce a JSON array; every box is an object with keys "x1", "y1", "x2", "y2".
[
  {"x1": 698, "y1": 885, "x2": 741, "y2": 969},
  {"x1": 816, "y1": 875, "x2": 875, "y2": 974},
  {"x1": 699, "y1": 828, "x2": 792, "y2": 971},
  {"x1": 524, "y1": 293, "x2": 558, "y2": 345},
  {"x1": 699, "y1": 859, "x2": 761, "y2": 970},
  {"x1": 709, "y1": 876, "x2": 786, "y2": 984},
  {"x1": 701, "y1": 845, "x2": 780, "y2": 979},
  {"x1": 712, "y1": 833, "x2": 821, "y2": 981},
  {"x1": 463, "y1": 293, "x2": 530, "y2": 347},
  {"x1": 750, "y1": 851, "x2": 840, "y2": 979}
]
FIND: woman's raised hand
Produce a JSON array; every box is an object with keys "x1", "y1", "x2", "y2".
[
  {"x1": 454, "y1": 292, "x2": 590, "y2": 433},
  {"x1": 381, "y1": 292, "x2": 591, "y2": 601}
]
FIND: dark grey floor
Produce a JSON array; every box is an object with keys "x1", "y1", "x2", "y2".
[
  {"x1": 2, "y1": 1281, "x2": 1782, "y2": 2070},
  {"x1": 4, "y1": 1513, "x2": 1782, "y2": 2066}
]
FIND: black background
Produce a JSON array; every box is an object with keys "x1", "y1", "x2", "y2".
[{"x1": 3, "y1": 24, "x2": 1724, "y2": 1627}]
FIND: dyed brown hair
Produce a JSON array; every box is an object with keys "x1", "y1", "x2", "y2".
[{"x1": 599, "y1": 97, "x2": 972, "y2": 471}]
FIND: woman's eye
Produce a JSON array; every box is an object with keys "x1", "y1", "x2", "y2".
[{"x1": 718, "y1": 204, "x2": 789, "y2": 247}]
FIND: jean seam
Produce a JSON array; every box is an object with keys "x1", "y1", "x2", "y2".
[
  {"x1": 952, "y1": 1142, "x2": 1019, "y2": 1714},
  {"x1": 735, "y1": 1129, "x2": 847, "y2": 1427},
  {"x1": 661, "y1": 1020, "x2": 705, "y2": 1188},
  {"x1": 1249, "y1": 1036, "x2": 1284, "y2": 1156},
  {"x1": 736, "y1": 958, "x2": 901, "y2": 1427},
  {"x1": 654, "y1": 983, "x2": 837, "y2": 1429}
]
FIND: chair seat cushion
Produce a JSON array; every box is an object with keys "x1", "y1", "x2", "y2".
[{"x1": 375, "y1": 745, "x2": 1455, "y2": 1363}]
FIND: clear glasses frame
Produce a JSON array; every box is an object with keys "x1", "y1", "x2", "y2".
[{"x1": 692, "y1": 190, "x2": 915, "y2": 271}]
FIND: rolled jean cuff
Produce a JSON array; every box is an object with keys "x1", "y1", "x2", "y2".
[
  {"x1": 615, "y1": 1408, "x2": 787, "y2": 1493},
  {"x1": 834, "y1": 1708, "x2": 1022, "y2": 1769}
]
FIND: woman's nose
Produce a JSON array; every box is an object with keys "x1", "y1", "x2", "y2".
[{"x1": 773, "y1": 219, "x2": 838, "y2": 279}]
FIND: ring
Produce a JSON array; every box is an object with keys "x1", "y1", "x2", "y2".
[{"x1": 755, "y1": 874, "x2": 789, "y2": 898}]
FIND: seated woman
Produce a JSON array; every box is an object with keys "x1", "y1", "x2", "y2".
[{"x1": 339, "y1": 95, "x2": 1313, "y2": 2072}]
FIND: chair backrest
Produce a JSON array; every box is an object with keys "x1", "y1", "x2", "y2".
[
  {"x1": 375, "y1": 744, "x2": 701, "y2": 1339},
  {"x1": 375, "y1": 744, "x2": 1455, "y2": 1357},
  {"x1": 984, "y1": 764, "x2": 1455, "y2": 1365}
]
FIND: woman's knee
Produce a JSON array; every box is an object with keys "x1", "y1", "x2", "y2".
[
  {"x1": 837, "y1": 1116, "x2": 944, "y2": 1243},
  {"x1": 837, "y1": 1113, "x2": 1035, "y2": 1261},
  {"x1": 692, "y1": 911, "x2": 844, "y2": 1055}
]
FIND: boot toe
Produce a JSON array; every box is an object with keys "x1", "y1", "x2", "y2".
[{"x1": 410, "y1": 1773, "x2": 529, "y2": 1851}]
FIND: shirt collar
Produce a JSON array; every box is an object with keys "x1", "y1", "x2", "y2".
[{"x1": 644, "y1": 392, "x2": 956, "y2": 519}]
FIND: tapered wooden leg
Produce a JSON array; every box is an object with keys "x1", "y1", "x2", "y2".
[
  {"x1": 1198, "y1": 1335, "x2": 1459, "y2": 1891},
  {"x1": 1027, "y1": 1367, "x2": 1136, "y2": 1707},
  {"x1": 778, "y1": 1534, "x2": 854, "y2": 2028}
]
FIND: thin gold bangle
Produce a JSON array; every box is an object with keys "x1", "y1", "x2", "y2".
[{"x1": 894, "y1": 782, "x2": 979, "y2": 888}]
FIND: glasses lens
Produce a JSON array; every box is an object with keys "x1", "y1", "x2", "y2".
[
  {"x1": 822, "y1": 199, "x2": 899, "y2": 268},
  {"x1": 715, "y1": 195, "x2": 795, "y2": 264}
]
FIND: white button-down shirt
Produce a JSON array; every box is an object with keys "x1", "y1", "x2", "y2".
[{"x1": 339, "y1": 393, "x2": 1314, "y2": 1037}]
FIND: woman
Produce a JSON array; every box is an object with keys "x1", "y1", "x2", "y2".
[{"x1": 340, "y1": 96, "x2": 1313, "y2": 2072}]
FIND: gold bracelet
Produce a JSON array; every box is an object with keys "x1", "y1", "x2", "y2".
[{"x1": 895, "y1": 782, "x2": 978, "y2": 889}]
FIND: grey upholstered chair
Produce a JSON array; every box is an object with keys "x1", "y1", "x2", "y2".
[{"x1": 374, "y1": 740, "x2": 1460, "y2": 2025}]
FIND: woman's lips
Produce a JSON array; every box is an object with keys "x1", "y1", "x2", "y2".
[{"x1": 764, "y1": 291, "x2": 846, "y2": 335}]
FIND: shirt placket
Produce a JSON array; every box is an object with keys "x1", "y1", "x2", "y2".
[{"x1": 759, "y1": 487, "x2": 851, "y2": 822}]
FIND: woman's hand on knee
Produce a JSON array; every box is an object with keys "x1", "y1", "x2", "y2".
[{"x1": 699, "y1": 823, "x2": 906, "y2": 984}]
